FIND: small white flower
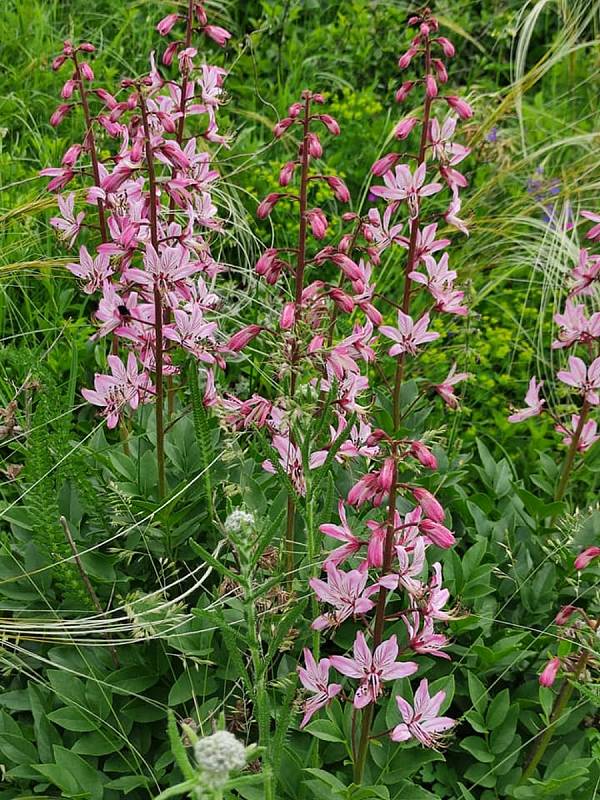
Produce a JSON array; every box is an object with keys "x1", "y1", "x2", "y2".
[{"x1": 194, "y1": 730, "x2": 247, "y2": 787}]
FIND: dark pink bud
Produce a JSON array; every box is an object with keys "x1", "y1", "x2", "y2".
[
  {"x1": 61, "y1": 143, "x2": 82, "y2": 167},
  {"x1": 52, "y1": 54, "x2": 67, "y2": 71},
  {"x1": 80, "y1": 62, "x2": 94, "y2": 81},
  {"x1": 318, "y1": 114, "x2": 341, "y2": 135},
  {"x1": 412, "y1": 487, "x2": 445, "y2": 522},
  {"x1": 398, "y1": 47, "x2": 417, "y2": 69},
  {"x1": 380, "y1": 457, "x2": 395, "y2": 491},
  {"x1": 157, "y1": 13, "x2": 180, "y2": 36},
  {"x1": 273, "y1": 117, "x2": 294, "y2": 138},
  {"x1": 312, "y1": 93, "x2": 325, "y2": 104},
  {"x1": 446, "y1": 96, "x2": 473, "y2": 119},
  {"x1": 425, "y1": 75, "x2": 438, "y2": 98},
  {"x1": 50, "y1": 104, "x2": 72, "y2": 127},
  {"x1": 306, "y1": 208, "x2": 328, "y2": 239},
  {"x1": 280, "y1": 302, "x2": 295, "y2": 330},
  {"x1": 555, "y1": 605, "x2": 578, "y2": 625},
  {"x1": 574, "y1": 546, "x2": 600, "y2": 570},
  {"x1": 226, "y1": 325, "x2": 262, "y2": 352},
  {"x1": 410, "y1": 441, "x2": 438, "y2": 469},
  {"x1": 395, "y1": 81, "x2": 415, "y2": 103},
  {"x1": 326, "y1": 176, "x2": 350, "y2": 203},
  {"x1": 394, "y1": 117, "x2": 419, "y2": 140},
  {"x1": 330, "y1": 253, "x2": 362, "y2": 282},
  {"x1": 329, "y1": 288, "x2": 355, "y2": 313},
  {"x1": 98, "y1": 115, "x2": 121, "y2": 136},
  {"x1": 420, "y1": 519, "x2": 455, "y2": 548},
  {"x1": 372, "y1": 152, "x2": 399, "y2": 176},
  {"x1": 432, "y1": 59, "x2": 448, "y2": 84},
  {"x1": 257, "y1": 193, "x2": 286, "y2": 219},
  {"x1": 78, "y1": 42, "x2": 95, "y2": 52},
  {"x1": 288, "y1": 102, "x2": 303, "y2": 118},
  {"x1": 95, "y1": 88, "x2": 118, "y2": 109},
  {"x1": 308, "y1": 335, "x2": 324, "y2": 354},
  {"x1": 436, "y1": 37, "x2": 455, "y2": 57},
  {"x1": 420, "y1": 22, "x2": 431, "y2": 36},
  {"x1": 539, "y1": 657, "x2": 561, "y2": 687},
  {"x1": 366, "y1": 429, "x2": 387, "y2": 446},
  {"x1": 162, "y1": 41, "x2": 180, "y2": 66},
  {"x1": 306, "y1": 132, "x2": 323, "y2": 158},
  {"x1": 256, "y1": 248, "x2": 278, "y2": 275},
  {"x1": 279, "y1": 161, "x2": 296, "y2": 186},
  {"x1": 61, "y1": 79, "x2": 76, "y2": 99},
  {"x1": 204, "y1": 25, "x2": 232, "y2": 47},
  {"x1": 195, "y1": 3, "x2": 208, "y2": 26},
  {"x1": 338, "y1": 233, "x2": 353, "y2": 252}
]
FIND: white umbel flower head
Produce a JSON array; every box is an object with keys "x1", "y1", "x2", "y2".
[
  {"x1": 224, "y1": 509, "x2": 255, "y2": 534},
  {"x1": 194, "y1": 730, "x2": 246, "y2": 788}
]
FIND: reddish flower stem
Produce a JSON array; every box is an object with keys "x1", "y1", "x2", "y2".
[
  {"x1": 139, "y1": 92, "x2": 166, "y2": 500},
  {"x1": 166, "y1": 0, "x2": 195, "y2": 419},
  {"x1": 284, "y1": 93, "x2": 312, "y2": 582},
  {"x1": 354, "y1": 38, "x2": 434, "y2": 785},
  {"x1": 554, "y1": 399, "x2": 591, "y2": 503}
]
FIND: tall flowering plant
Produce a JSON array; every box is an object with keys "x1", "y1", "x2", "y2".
[
  {"x1": 508, "y1": 208, "x2": 600, "y2": 783},
  {"x1": 213, "y1": 6, "x2": 473, "y2": 786},
  {"x1": 42, "y1": 2, "x2": 231, "y2": 498}
]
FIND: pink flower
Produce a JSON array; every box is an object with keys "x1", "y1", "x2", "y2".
[
  {"x1": 539, "y1": 657, "x2": 561, "y2": 687},
  {"x1": 330, "y1": 632, "x2": 418, "y2": 708},
  {"x1": 570, "y1": 248, "x2": 600, "y2": 296},
  {"x1": 555, "y1": 415, "x2": 599, "y2": 451},
  {"x1": 263, "y1": 433, "x2": 306, "y2": 495},
  {"x1": 391, "y1": 679, "x2": 455, "y2": 746},
  {"x1": 298, "y1": 649, "x2": 342, "y2": 728},
  {"x1": 574, "y1": 546, "x2": 600, "y2": 570},
  {"x1": 82, "y1": 353, "x2": 151, "y2": 429},
  {"x1": 40, "y1": 165, "x2": 75, "y2": 192},
  {"x1": 395, "y1": 81, "x2": 415, "y2": 103},
  {"x1": 403, "y1": 612, "x2": 450, "y2": 659},
  {"x1": 410, "y1": 440, "x2": 438, "y2": 470},
  {"x1": 371, "y1": 163, "x2": 443, "y2": 218},
  {"x1": 50, "y1": 192, "x2": 85, "y2": 247},
  {"x1": 434, "y1": 364, "x2": 469, "y2": 409},
  {"x1": 508, "y1": 377, "x2": 545, "y2": 422},
  {"x1": 326, "y1": 176, "x2": 350, "y2": 203},
  {"x1": 320, "y1": 502, "x2": 363, "y2": 567},
  {"x1": 552, "y1": 300, "x2": 600, "y2": 349},
  {"x1": 423, "y1": 562, "x2": 451, "y2": 620},
  {"x1": 557, "y1": 356, "x2": 600, "y2": 405},
  {"x1": 347, "y1": 460, "x2": 395, "y2": 507},
  {"x1": 380, "y1": 311, "x2": 439, "y2": 357},
  {"x1": 310, "y1": 564, "x2": 376, "y2": 630},
  {"x1": 163, "y1": 307, "x2": 218, "y2": 362},
  {"x1": 554, "y1": 605, "x2": 578, "y2": 625},
  {"x1": 419, "y1": 519, "x2": 455, "y2": 549},
  {"x1": 581, "y1": 209, "x2": 600, "y2": 240},
  {"x1": 414, "y1": 223, "x2": 450, "y2": 263},
  {"x1": 444, "y1": 189, "x2": 469, "y2": 235},
  {"x1": 66, "y1": 245, "x2": 113, "y2": 294},
  {"x1": 317, "y1": 114, "x2": 341, "y2": 135}
]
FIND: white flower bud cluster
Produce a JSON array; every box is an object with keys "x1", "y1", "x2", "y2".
[
  {"x1": 224, "y1": 509, "x2": 255, "y2": 534},
  {"x1": 193, "y1": 731, "x2": 246, "y2": 788}
]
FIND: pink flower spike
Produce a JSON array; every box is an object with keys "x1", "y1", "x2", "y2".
[
  {"x1": 298, "y1": 649, "x2": 342, "y2": 728},
  {"x1": 574, "y1": 546, "x2": 600, "y2": 571},
  {"x1": 508, "y1": 377, "x2": 545, "y2": 422},
  {"x1": 330, "y1": 632, "x2": 418, "y2": 709},
  {"x1": 539, "y1": 657, "x2": 561, "y2": 687},
  {"x1": 391, "y1": 679, "x2": 455, "y2": 746}
]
